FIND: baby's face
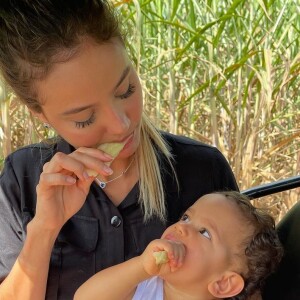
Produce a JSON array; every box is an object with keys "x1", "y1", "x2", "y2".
[{"x1": 161, "y1": 194, "x2": 249, "y2": 287}]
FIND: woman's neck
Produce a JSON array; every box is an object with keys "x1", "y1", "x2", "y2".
[{"x1": 97, "y1": 155, "x2": 138, "y2": 206}]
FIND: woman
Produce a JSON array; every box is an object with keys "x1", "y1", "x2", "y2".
[{"x1": 0, "y1": 1, "x2": 238, "y2": 299}]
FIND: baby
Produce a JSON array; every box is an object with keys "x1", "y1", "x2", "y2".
[{"x1": 74, "y1": 191, "x2": 283, "y2": 300}]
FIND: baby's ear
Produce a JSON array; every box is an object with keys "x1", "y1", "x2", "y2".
[{"x1": 208, "y1": 271, "x2": 244, "y2": 298}]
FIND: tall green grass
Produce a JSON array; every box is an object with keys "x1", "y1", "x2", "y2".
[
  {"x1": 0, "y1": 0, "x2": 299, "y2": 221},
  {"x1": 116, "y1": 0, "x2": 300, "y2": 220}
]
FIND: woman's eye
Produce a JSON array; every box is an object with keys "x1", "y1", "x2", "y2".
[
  {"x1": 180, "y1": 214, "x2": 189, "y2": 222},
  {"x1": 75, "y1": 112, "x2": 96, "y2": 129},
  {"x1": 119, "y1": 83, "x2": 136, "y2": 99},
  {"x1": 199, "y1": 228, "x2": 211, "y2": 240}
]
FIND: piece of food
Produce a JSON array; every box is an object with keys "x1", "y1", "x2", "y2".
[
  {"x1": 98, "y1": 142, "x2": 125, "y2": 162},
  {"x1": 153, "y1": 250, "x2": 169, "y2": 265},
  {"x1": 86, "y1": 142, "x2": 125, "y2": 177}
]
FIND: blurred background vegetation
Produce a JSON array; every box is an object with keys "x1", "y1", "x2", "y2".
[{"x1": 0, "y1": 0, "x2": 299, "y2": 222}]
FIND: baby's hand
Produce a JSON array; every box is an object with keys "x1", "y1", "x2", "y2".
[{"x1": 141, "y1": 239, "x2": 186, "y2": 276}]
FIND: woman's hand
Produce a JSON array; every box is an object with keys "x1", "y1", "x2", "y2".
[
  {"x1": 34, "y1": 147, "x2": 113, "y2": 232},
  {"x1": 141, "y1": 239, "x2": 186, "y2": 276}
]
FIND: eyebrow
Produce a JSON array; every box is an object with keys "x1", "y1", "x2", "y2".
[
  {"x1": 61, "y1": 104, "x2": 94, "y2": 116},
  {"x1": 204, "y1": 218, "x2": 220, "y2": 242},
  {"x1": 61, "y1": 66, "x2": 131, "y2": 116},
  {"x1": 114, "y1": 65, "x2": 130, "y2": 89},
  {"x1": 205, "y1": 218, "x2": 220, "y2": 241},
  {"x1": 189, "y1": 207, "x2": 220, "y2": 241}
]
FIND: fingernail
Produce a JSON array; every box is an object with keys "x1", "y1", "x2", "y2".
[
  {"x1": 83, "y1": 172, "x2": 90, "y2": 179},
  {"x1": 103, "y1": 153, "x2": 113, "y2": 160},
  {"x1": 66, "y1": 176, "x2": 76, "y2": 184},
  {"x1": 103, "y1": 165, "x2": 113, "y2": 175}
]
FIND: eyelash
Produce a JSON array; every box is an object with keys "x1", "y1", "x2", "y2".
[
  {"x1": 180, "y1": 214, "x2": 189, "y2": 222},
  {"x1": 74, "y1": 84, "x2": 135, "y2": 129},
  {"x1": 180, "y1": 214, "x2": 211, "y2": 240},
  {"x1": 119, "y1": 83, "x2": 136, "y2": 99},
  {"x1": 75, "y1": 111, "x2": 96, "y2": 129},
  {"x1": 199, "y1": 228, "x2": 211, "y2": 240}
]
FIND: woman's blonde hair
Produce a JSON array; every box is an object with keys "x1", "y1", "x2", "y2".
[{"x1": 137, "y1": 113, "x2": 177, "y2": 222}]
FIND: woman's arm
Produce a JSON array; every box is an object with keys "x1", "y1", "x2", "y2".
[
  {"x1": 0, "y1": 148, "x2": 111, "y2": 299},
  {"x1": 0, "y1": 219, "x2": 58, "y2": 300}
]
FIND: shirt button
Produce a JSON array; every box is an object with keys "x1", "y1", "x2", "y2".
[{"x1": 111, "y1": 216, "x2": 122, "y2": 227}]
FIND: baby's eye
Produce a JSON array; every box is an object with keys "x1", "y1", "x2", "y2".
[
  {"x1": 180, "y1": 214, "x2": 189, "y2": 222},
  {"x1": 199, "y1": 228, "x2": 211, "y2": 240}
]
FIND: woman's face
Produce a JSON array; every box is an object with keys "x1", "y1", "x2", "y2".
[{"x1": 35, "y1": 38, "x2": 143, "y2": 158}]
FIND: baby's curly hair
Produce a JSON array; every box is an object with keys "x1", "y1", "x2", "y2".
[{"x1": 217, "y1": 191, "x2": 283, "y2": 300}]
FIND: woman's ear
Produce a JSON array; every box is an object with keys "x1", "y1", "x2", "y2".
[{"x1": 208, "y1": 271, "x2": 244, "y2": 298}]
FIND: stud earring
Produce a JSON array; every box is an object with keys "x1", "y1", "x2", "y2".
[{"x1": 43, "y1": 123, "x2": 51, "y2": 129}]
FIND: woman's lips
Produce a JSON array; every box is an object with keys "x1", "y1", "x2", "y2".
[
  {"x1": 95, "y1": 132, "x2": 134, "y2": 150},
  {"x1": 122, "y1": 132, "x2": 134, "y2": 150}
]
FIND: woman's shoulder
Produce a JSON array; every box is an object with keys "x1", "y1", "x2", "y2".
[
  {"x1": 160, "y1": 132, "x2": 239, "y2": 215},
  {"x1": 3, "y1": 138, "x2": 72, "y2": 173},
  {"x1": 160, "y1": 131, "x2": 234, "y2": 176},
  {"x1": 162, "y1": 131, "x2": 220, "y2": 156}
]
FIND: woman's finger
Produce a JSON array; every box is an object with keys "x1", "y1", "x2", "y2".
[
  {"x1": 69, "y1": 150, "x2": 114, "y2": 177},
  {"x1": 42, "y1": 151, "x2": 113, "y2": 181},
  {"x1": 38, "y1": 172, "x2": 77, "y2": 186}
]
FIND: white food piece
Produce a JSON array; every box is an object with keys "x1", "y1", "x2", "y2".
[
  {"x1": 153, "y1": 251, "x2": 169, "y2": 265},
  {"x1": 86, "y1": 142, "x2": 125, "y2": 177}
]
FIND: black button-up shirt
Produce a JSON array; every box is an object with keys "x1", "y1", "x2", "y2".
[{"x1": 0, "y1": 132, "x2": 238, "y2": 299}]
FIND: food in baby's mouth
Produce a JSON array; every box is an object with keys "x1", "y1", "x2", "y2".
[
  {"x1": 86, "y1": 142, "x2": 125, "y2": 177},
  {"x1": 153, "y1": 251, "x2": 169, "y2": 265}
]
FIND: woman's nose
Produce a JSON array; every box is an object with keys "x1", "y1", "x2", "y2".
[{"x1": 103, "y1": 104, "x2": 130, "y2": 135}]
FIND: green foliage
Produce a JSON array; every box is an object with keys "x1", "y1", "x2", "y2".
[
  {"x1": 0, "y1": 0, "x2": 299, "y2": 221},
  {"x1": 116, "y1": 0, "x2": 300, "y2": 220}
]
